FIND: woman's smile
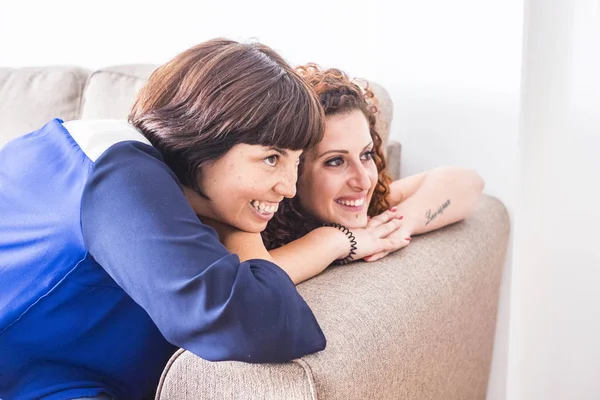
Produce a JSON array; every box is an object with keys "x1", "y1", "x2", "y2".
[
  {"x1": 334, "y1": 195, "x2": 368, "y2": 211},
  {"x1": 249, "y1": 200, "x2": 280, "y2": 221}
]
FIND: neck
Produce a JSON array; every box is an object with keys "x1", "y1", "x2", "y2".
[{"x1": 183, "y1": 186, "x2": 215, "y2": 219}]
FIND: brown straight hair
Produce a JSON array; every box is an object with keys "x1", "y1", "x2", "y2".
[{"x1": 129, "y1": 38, "x2": 324, "y2": 198}]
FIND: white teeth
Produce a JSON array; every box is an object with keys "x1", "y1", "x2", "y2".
[
  {"x1": 250, "y1": 200, "x2": 278, "y2": 214},
  {"x1": 336, "y1": 198, "x2": 365, "y2": 207}
]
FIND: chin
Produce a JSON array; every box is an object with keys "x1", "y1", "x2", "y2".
[
  {"x1": 235, "y1": 221, "x2": 268, "y2": 234},
  {"x1": 347, "y1": 220, "x2": 368, "y2": 229},
  {"x1": 336, "y1": 215, "x2": 369, "y2": 229}
]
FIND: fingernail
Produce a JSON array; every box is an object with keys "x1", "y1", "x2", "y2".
[
  {"x1": 396, "y1": 215, "x2": 404, "y2": 220},
  {"x1": 364, "y1": 256, "x2": 371, "y2": 261},
  {"x1": 390, "y1": 206, "x2": 397, "y2": 212},
  {"x1": 405, "y1": 237, "x2": 412, "y2": 241}
]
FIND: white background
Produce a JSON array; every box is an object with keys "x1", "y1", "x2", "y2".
[{"x1": 1, "y1": 0, "x2": 599, "y2": 398}]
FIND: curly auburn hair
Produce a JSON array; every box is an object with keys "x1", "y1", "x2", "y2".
[{"x1": 261, "y1": 64, "x2": 393, "y2": 250}]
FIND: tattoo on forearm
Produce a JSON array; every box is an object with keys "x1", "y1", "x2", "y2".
[{"x1": 425, "y1": 199, "x2": 451, "y2": 225}]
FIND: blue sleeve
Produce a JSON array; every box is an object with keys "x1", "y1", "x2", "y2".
[{"x1": 80, "y1": 141, "x2": 326, "y2": 363}]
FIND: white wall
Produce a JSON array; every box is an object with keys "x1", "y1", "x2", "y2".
[
  {"x1": 0, "y1": 1, "x2": 526, "y2": 398},
  {"x1": 509, "y1": 0, "x2": 600, "y2": 399},
  {"x1": 0, "y1": 0, "x2": 523, "y2": 206}
]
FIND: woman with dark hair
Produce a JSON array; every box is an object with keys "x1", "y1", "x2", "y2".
[{"x1": 0, "y1": 41, "x2": 402, "y2": 400}]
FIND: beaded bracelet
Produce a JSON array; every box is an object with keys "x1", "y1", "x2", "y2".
[{"x1": 322, "y1": 222, "x2": 357, "y2": 265}]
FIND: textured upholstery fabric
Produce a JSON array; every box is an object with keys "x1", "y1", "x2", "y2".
[
  {"x1": 80, "y1": 65, "x2": 157, "y2": 120},
  {"x1": 157, "y1": 351, "x2": 317, "y2": 400},
  {"x1": 386, "y1": 141, "x2": 402, "y2": 180},
  {"x1": 0, "y1": 67, "x2": 89, "y2": 147},
  {"x1": 368, "y1": 80, "x2": 401, "y2": 179},
  {"x1": 357, "y1": 79, "x2": 394, "y2": 148},
  {"x1": 157, "y1": 195, "x2": 509, "y2": 399}
]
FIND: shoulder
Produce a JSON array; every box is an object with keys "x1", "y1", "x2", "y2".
[
  {"x1": 82, "y1": 139, "x2": 180, "y2": 209},
  {"x1": 63, "y1": 119, "x2": 153, "y2": 162}
]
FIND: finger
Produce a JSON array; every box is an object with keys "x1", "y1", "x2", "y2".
[
  {"x1": 369, "y1": 238, "x2": 411, "y2": 260},
  {"x1": 373, "y1": 218, "x2": 403, "y2": 238},
  {"x1": 381, "y1": 237, "x2": 411, "y2": 253},
  {"x1": 364, "y1": 251, "x2": 388, "y2": 262},
  {"x1": 367, "y1": 207, "x2": 402, "y2": 229}
]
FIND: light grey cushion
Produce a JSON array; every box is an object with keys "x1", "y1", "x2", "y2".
[
  {"x1": 354, "y1": 79, "x2": 399, "y2": 179},
  {"x1": 370, "y1": 82, "x2": 400, "y2": 178},
  {"x1": 0, "y1": 66, "x2": 89, "y2": 147},
  {"x1": 386, "y1": 140, "x2": 402, "y2": 180},
  {"x1": 157, "y1": 195, "x2": 509, "y2": 400},
  {"x1": 361, "y1": 80, "x2": 394, "y2": 149},
  {"x1": 80, "y1": 65, "x2": 157, "y2": 120}
]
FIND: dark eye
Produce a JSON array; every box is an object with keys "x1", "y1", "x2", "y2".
[
  {"x1": 325, "y1": 157, "x2": 344, "y2": 167},
  {"x1": 361, "y1": 150, "x2": 375, "y2": 161},
  {"x1": 264, "y1": 155, "x2": 279, "y2": 166}
]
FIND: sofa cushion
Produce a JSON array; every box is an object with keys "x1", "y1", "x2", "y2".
[
  {"x1": 80, "y1": 65, "x2": 158, "y2": 120},
  {"x1": 355, "y1": 79, "x2": 393, "y2": 149},
  {"x1": 0, "y1": 67, "x2": 90, "y2": 147},
  {"x1": 373, "y1": 81, "x2": 393, "y2": 148}
]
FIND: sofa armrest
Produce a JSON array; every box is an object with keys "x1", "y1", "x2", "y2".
[{"x1": 156, "y1": 195, "x2": 509, "y2": 400}]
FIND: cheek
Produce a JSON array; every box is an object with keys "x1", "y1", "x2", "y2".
[
  {"x1": 213, "y1": 175, "x2": 240, "y2": 202},
  {"x1": 299, "y1": 173, "x2": 343, "y2": 218},
  {"x1": 298, "y1": 173, "x2": 326, "y2": 211},
  {"x1": 206, "y1": 170, "x2": 253, "y2": 214},
  {"x1": 368, "y1": 166, "x2": 379, "y2": 189},
  {"x1": 297, "y1": 170, "x2": 314, "y2": 198}
]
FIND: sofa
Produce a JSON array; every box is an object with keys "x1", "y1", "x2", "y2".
[{"x1": 0, "y1": 65, "x2": 509, "y2": 399}]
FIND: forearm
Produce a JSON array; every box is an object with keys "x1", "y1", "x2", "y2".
[
  {"x1": 221, "y1": 227, "x2": 348, "y2": 285},
  {"x1": 269, "y1": 227, "x2": 350, "y2": 284},
  {"x1": 392, "y1": 167, "x2": 484, "y2": 235}
]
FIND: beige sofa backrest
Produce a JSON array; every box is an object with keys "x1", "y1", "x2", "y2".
[
  {"x1": 79, "y1": 65, "x2": 157, "y2": 120},
  {"x1": 0, "y1": 66, "x2": 89, "y2": 146},
  {"x1": 0, "y1": 64, "x2": 393, "y2": 150}
]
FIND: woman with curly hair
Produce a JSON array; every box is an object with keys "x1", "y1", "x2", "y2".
[{"x1": 214, "y1": 64, "x2": 485, "y2": 285}]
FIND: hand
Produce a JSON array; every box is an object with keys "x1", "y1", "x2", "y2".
[
  {"x1": 348, "y1": 208, "x2": 406, "y2": 261},
  {"x1": 362, "y1": 207, "x2": 413, "y2": 262}
]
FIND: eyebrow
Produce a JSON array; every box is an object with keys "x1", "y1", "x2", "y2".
[
  {"x1": 317, "y1": 141, "x2": 373, "y2": 159},
  {"x1": 270, "y1": 146, "x2": 289, "y2": 156}
]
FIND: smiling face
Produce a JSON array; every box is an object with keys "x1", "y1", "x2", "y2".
[
  {"x1": 187, "y1": 143, "x2": 302, "y2": 233},
  {"x1": 297, "y1": 110, "x2": 378, "y2": 228}
]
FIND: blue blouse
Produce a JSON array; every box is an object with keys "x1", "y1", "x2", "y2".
[{"x1": 0, "y1": 119, "x2": 325, "y2": 400}]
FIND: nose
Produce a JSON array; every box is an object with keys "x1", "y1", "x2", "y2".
[
  {"x1": 348, "y1": 163, "x2": 372, "y2": 191},
  {"x1": 275, "y1": 164, "x2": 298, "y2": 198}
]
